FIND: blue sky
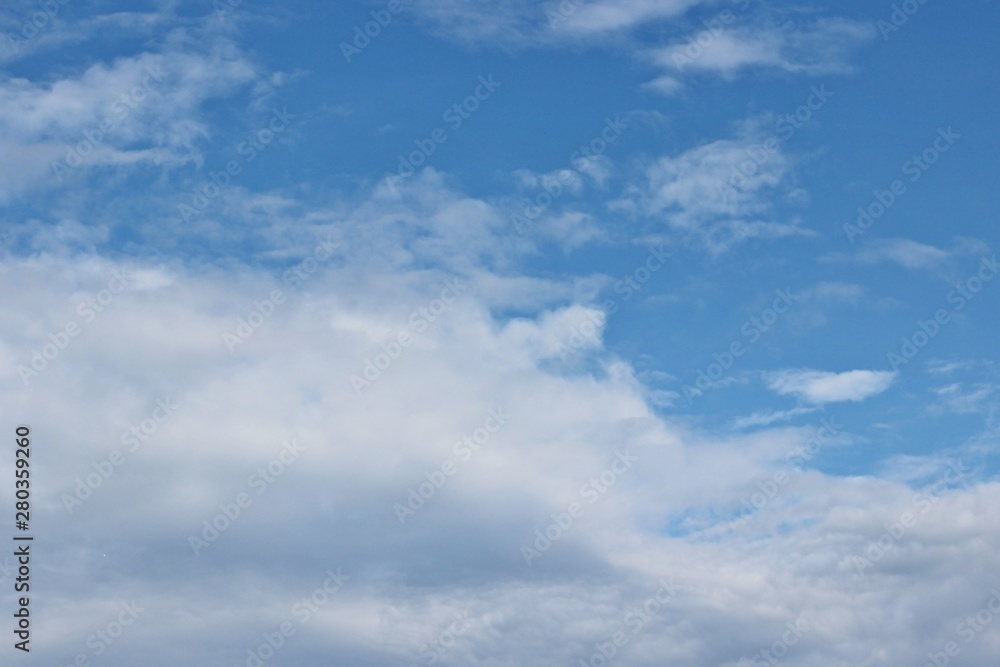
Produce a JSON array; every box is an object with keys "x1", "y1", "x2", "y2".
[{"x1": 2, "y1": 1, "x2": 1000, "y2": 665}]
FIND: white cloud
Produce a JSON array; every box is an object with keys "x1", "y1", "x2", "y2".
[
  {"x1": 855, "y1": 238, "x2": 954, "y2": 269},
  {"x1": 615, "y1": 127, "x2": 810, "y2": 252},
  {"x1": 765, "y1": 368, "x2": 897, "y2": 404},
  {"x1": 0, "y1": 28, "x2": 258, "y2": 201},
  {"x1": 642, "y1": 74, "x2": 684, "y2": 97},
  {"x1": 933, "y1": 382, "x2": 996, "y2": 415},
  {"x1": 3, "y1": 172, "x2": 1000, "y2": 667},
  {"x1": 648, "y1": 18, "x2": 873, "y2": 79},
  {"x1": 732, "y1": 406, "x2": 819, "y2": 429},
  {"x1": 556, "y1": 0, "x2": 699, "y2": 36},
  {"x1": 404, "y1": 0, "x2": 700, "y2": 46},
  {"x1": 823, "y1": 237, "x2": 991, "y2": 272},
  {"x1": 404, "y1": 2, "x2": 871, "y2": 96}
]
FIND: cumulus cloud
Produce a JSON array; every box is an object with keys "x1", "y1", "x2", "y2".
[
  {"x1": 3, "y1": 150, "x2": 1000, "y2": 666},
  {"x1": 2, "y1": 4, "x2": 999, "y2": 667}
]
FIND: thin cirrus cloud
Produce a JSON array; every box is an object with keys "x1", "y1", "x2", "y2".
[
  {"x1": 647, "y1": 17, "x2": 875, "y2": 80},
  {"x1": 405, "y1": 0, "x2": 701, "y2": 45},
  {"x1": 405, "y1": 1, "x2": 873, "y2": 97},
  {"x1": 765, "y1": 368, "x2": 898, "y2": 404},
  {"x1": 820, "y1": 237, "x2": 992, "y2": 274}
]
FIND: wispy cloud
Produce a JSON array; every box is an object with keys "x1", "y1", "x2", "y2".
[
  {"x1": 822, "y1": 237, "x2": 991, "y2": 273},
  {"x1": 732, "y1": 406, "x2": 819, "y2": 429},
  {"x1": 614, "y1": 125, "x2": 810, "y2": 252},
  {"x1": 647, "y1": 17, "x2": 873, "y2": 79},
  {"x1": 765, "y1": 368, "x2": 897, "y2": 404}
]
